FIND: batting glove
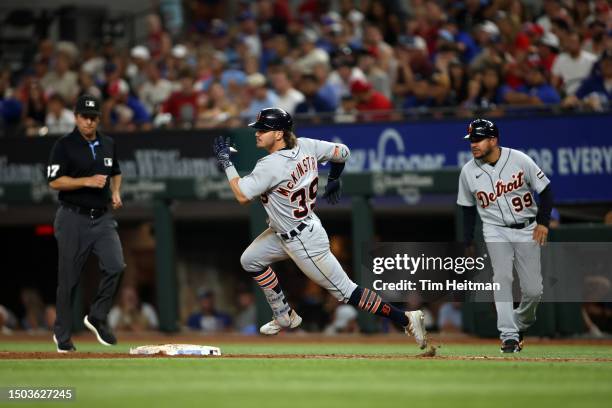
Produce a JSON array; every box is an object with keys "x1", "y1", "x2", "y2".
[
  {"x1": 213, "y1": 136, "x2": 233, "y2": 170},
  {"x1": 322, "y1": 178, "x2": 342, "y2": 205}
]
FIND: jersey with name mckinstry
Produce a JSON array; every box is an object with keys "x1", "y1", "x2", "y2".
[{"x1": 238, "y1": 138, "x2": 338, "y2": 233}]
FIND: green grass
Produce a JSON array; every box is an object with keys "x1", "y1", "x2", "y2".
[
  {"x1": 1, "y1": 341, "x2": 612, "y2": 408},
  {"x1": 3, "y1": 340, "x2": 612, "y2": 359}
]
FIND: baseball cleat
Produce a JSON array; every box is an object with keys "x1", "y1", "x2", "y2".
[
  {"x1": 53, "y1": 334, "x2": 76, "y2": 353},
  {"x1": 273, "y1": 311, "x2": 292, "y2": 328},
  {"x1": 262, "y1": 288, "x2": 292, "y2": 327},
  {"x1": 500, "y1": 338, "x2": 522, "y2": 353},
  {"x1": 405, "y1": 310, "x2": 428, "y2": 349},
  {"x1": 260, "y1": 310, "x2": 302, "y2": 335},
  {"x1": 84, "y1": 315, "x2": 117, "y2": 346}
]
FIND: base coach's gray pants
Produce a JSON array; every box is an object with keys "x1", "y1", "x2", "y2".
[{"x1": 53, "y1": 206, "x2": 125, "y2": 343}]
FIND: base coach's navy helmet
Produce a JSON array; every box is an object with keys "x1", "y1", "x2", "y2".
[
  {"x1": 248, "y1": 108, "x2": 293, "y2": 131},
  {"x1": 464, "y1": 118, "x2": 499, "y2": 141}
]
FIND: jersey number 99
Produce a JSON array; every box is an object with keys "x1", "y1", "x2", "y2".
[
  {"x1": 511, "y1": 192, "x2": 533, "y2": 212},
  {"x1": 291, "y1": 177, "x2": 318, "y2": 218}
]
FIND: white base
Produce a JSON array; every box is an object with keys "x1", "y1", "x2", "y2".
[{"x1": 129, "y1": 344, "x2": 221, "y2": 356}]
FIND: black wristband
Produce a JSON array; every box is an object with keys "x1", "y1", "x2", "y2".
[
  {"x1": 536, "y1": 185, "x2": 554, "y2": 227},
  {"x1": 328, "y1": 162, "x2": 345, "y2": 180},
  {"x1": 462, "y1": 205, "x2": 477, "y2": 245}
]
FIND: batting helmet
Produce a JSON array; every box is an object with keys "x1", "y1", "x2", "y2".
[
  {"x1": 464, "y1": 118, "x2": 499, "y2": 141},
  {"x1": 248, "y1": 108, "x2": 293, "y2": 131}
]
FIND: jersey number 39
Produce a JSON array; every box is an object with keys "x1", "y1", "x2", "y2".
[{"x1": 291, "y1": 177, "x2": 318, "y2": 218}]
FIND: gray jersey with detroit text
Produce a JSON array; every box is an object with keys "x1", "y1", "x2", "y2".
[
  {"x1": 457, "y1": 147, "x2": 550, "y2": 226},
  {"x1": 239, "y1": 138, "x2": 338, "y2": 233}
]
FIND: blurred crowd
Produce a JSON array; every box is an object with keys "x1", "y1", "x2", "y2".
[
  {"x1": 0, "y1": 0, "x2": 611, "y2": 137},
  {"x1": 2, "y1": 285, "x2": 611, "y2": 338},
  {"x1": 0, "y1": 285, "x2": 471, "y2": 336}
]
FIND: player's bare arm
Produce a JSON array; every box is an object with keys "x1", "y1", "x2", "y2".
[
  {"x1": 49, "y1": 175, "x2": 108, "y2": 191},
  {"x1": 533, "y1": 224, "x2": 548, "y2": 246},
  {"x1": 111, "y1": 174, "x2": 123, "y2": 209}
]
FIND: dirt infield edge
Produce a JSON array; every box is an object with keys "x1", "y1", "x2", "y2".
[{"x1": 2, "y1": 351, "x2": 612, "y2": 363}]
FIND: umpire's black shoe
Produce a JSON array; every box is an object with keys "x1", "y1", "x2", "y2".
[
  {"x1": 500, "y1": 339, "x2": 522, "y2": 353},
  {"x1": 53, "y1": 335, "x2": 76, "y2": 353},
  {"x1": 84, "y1": 315, "x2": 117, "y2": 346}
]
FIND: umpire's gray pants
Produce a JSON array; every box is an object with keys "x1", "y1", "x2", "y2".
[{"x1": 53, "y1": 206, "x2": 125, "y2": 343}]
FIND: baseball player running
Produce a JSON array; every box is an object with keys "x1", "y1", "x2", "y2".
[
  {"x1": 457, "y1": 119, "x2": 553, "y2": 353},
  {"x1": 213, "y1": 107, "x2": 427, "y2": 348}
]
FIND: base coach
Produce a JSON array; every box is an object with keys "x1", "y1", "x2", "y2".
[{"x1": 47, "y1": 94, "x2": 125, "y2": 352}]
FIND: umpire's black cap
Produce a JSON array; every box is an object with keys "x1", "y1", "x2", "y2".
[
  {"x1": 248, "y1": 107, "x2": 293, "y2": 131},
  {"x1": 465, "y1": 118, "x2": 499, "y2": 141},
  {"x1": 75, "y1": 94, "x2": 101, "y2": 116}
]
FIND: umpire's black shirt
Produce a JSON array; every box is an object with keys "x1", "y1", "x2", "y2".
[{"x1": 47, "y1": 127, "x2": 121, "y2": 209}]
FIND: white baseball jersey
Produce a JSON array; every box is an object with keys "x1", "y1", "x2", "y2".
[
  {"x1": 457, "y1": 147, "x2": 550, "y2": 227},
  {"x1": 239, "y1": 137, "x2": 357, "y2": 303},
  {"x1": 238, "y1": 138, "x2": 340, "y2": 233}
]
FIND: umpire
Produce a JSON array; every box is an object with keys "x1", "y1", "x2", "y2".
[{"x1": 47, "y1": 94, "x2": 125, "y2": 352}]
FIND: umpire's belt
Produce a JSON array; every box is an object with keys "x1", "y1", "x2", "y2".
[
  {"x1": 279, "y1": 223, "x2": 308, "y2": 240},
  {"x1": 61, "y1": 202, "x2": 108, "y2": 219},
  {"x1": 507, "y1": 217, "x2": 536, "y2": 229}
]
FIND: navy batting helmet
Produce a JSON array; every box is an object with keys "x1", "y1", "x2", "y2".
[
  {"x1": 248, "y1": 108, "x2": 293, "y2": 131},
  {"x1": 464, "y1": 118, "x2": 499, "y2": 141}
]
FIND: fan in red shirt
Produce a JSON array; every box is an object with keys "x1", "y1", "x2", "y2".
[
  {"x1": 350, "y1": 79, "x2": 393, "y2": 121},
  {"x1": 162, "y1": 67, "x2": 203, "y2": 128}
]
